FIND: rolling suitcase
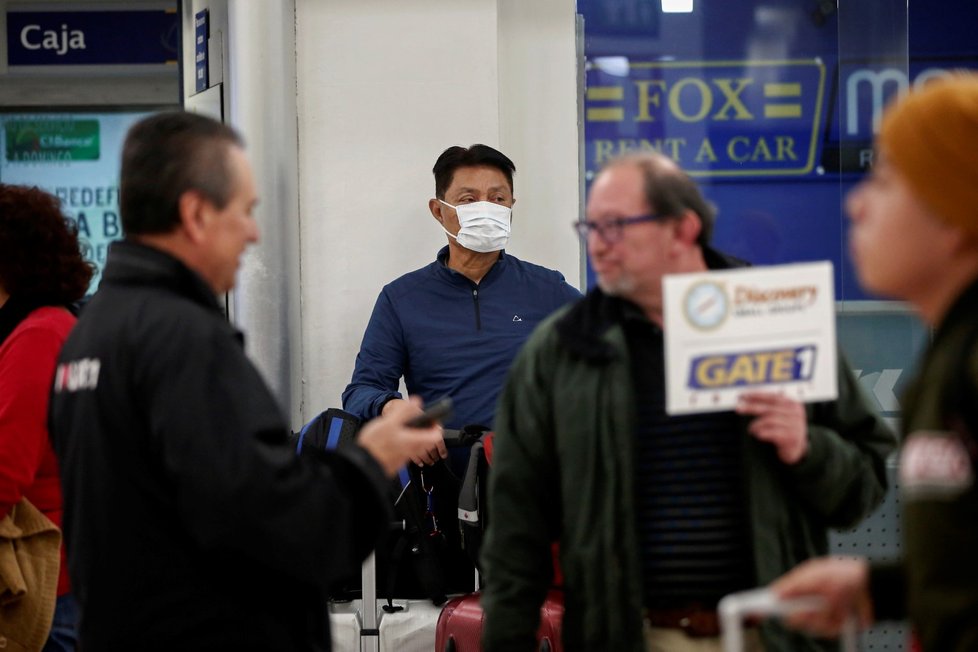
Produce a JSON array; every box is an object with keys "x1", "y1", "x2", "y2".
[
  {"x1": 330, "y1": 554, "x2": 444, "y2": 652},
  {"x1": 434, "y1": 589, "x2": 564, "y2": 652},
  {"x1": 441, "y1": 429, "x2": 566, "y2": 651},
  {"x1": 295, "y1": 408, "x2": 481, "y2": 651},
  {"x1": 323, "y1": 550, "x2": 384, "y2": 652},
  {"x1": 328, "y1": 597, "x2": 361, "y2": 652}
]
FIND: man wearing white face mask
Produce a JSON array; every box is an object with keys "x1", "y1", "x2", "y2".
[{"x1": 343, "y1": 145, "x2": 581, "y2": 466}]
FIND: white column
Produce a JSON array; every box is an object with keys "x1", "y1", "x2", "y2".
[
  {"x1": 294, "y1": 0, "x2": 581, "y2": 423},
  {"x1": 227, "y1": 0, "x2": 303, "y2": 427},
  {"x1": 498, "y1": 0, "x2": 586, "y2": 288},
  {"x1": 295, "y1": 0, "x2": 501, "y2": 419}
]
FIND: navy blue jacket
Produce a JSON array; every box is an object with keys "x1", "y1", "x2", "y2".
[{"x1": 342, "y1": 246, "x2": 581, "y2": 429}]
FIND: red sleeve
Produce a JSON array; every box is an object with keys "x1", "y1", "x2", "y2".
[{"x1": 0, "y1": 325, "x2": 64, "y2": 518}]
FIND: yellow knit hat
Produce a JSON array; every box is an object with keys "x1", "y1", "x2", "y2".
[{"x1": 879, "y1": 73, "x2": 978, "y2": 238}]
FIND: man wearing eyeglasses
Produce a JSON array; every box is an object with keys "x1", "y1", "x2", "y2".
[{"x1": 481, "y1": 152, "x2": 895, "y2": 652}]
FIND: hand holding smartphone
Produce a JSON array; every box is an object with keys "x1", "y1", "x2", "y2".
[{"x1": 405, "y1": 397, "x2": 453, "y2": 428}]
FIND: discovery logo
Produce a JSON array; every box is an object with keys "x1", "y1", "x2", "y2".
[{"x1": 683, "y1": 280, "x2": 729, "y2": 331}]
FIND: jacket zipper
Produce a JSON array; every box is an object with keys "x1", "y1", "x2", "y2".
[{"x1": 472, "y1": 288, "x2": 481, "y2": 330}]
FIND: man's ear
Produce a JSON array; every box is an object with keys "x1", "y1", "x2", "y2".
[
  {"x1": 177, "y1": 190, "x2": 209, "y2": 243},
  {"x1": 674, "y1": 209, "x2": 702, "y2": 247},
  {"x1": 429, "y1": 198, "x2": 446, "y2": 224}
]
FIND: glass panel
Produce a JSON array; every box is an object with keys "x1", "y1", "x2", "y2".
[
  {"x1": 0, "y1": 109, "x2": 157, "y2": 296},
  {"x1": 574, "y1": 2, "x2": 976, "y2": 648},
  {"x1": 579, "y1": 1, "x2": 852, "y2": 288}
]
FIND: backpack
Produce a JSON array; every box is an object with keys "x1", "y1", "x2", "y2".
[
  {"x1": 455, "y1": 429, "x2": 565, "y2": 587},
  {"x1": 291, "y1": 409, "x2": 483, "y2": 606},
  {"x1": 457, "y1": 431, "x2": 493, "y2": 572}
]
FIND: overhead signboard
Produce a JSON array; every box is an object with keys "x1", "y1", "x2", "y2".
[
  {"x1": 585, "y1": 59, "x2": 826, "y2": 178},
  {"x1": 5, "y1": 7, "x2": 178, "y2": 69}
]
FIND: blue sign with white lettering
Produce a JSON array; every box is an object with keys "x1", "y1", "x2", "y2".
[
  {"x1": 578, "y1": 0, "x2": 978, "y2": 301},
  {"x1": 194, "y1": 10, "x2": 209, "y2": 92},
  {"x1": 5, "y1": 9, "x2": 178, "y2": 66},
  {"x1": 586, "y1": 60, "x2": 826, "y2": 178}
]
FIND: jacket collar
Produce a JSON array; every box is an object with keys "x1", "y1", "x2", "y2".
[
  {"x1": 931, "y1": 274, "x2": 978, "y2": 349},
  {"x1": 554, "y1": 245, "x2": 746, "y2": 363},
  {"x1": 101, "y1": 240, "x2": 223, "y2": 314},
  {"x1": 434, "y1": 244, "x2": 509, "y2": 288}
]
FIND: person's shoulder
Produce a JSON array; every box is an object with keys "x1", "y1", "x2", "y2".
[
  {"x1": 21, "y1": 305, "x2": 76, "y2": 333},
  {"x1": 503, "y1": 253, "x2": 575, "y2": 285},
  {"x1": 502, "y1": 255, "x2": 583, "y2": 306},
  {"x1": 152, "y1": 291, "x2": 230, "y2": 340},
  {"x1": 504, "y1": 253, "x2": 559, "y2": 276},
  {"x1": 523, "y1": 300, "x2": 576, "y2": 349},
  {"x1": 94, "y1": 281, "x2": 198, "y2": 319},
  {"x1": 87, "y1": 283, "x2": 229, "y2": 350},
  {"x1": 387, "y1": 260, "x2": 438, "y2": 285},
  {"x1": 3, "y1": 306, "x2": 76, "y2": 352},
  {"x1": 380, "y1": 257, "x2": 444, "y2": 298}
]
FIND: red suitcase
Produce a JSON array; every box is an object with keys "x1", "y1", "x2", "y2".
[{"x1": 434, "y1": 589, "x2": 564, "y2": 652}]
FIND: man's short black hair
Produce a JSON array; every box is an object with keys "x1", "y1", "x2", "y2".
[
  {"x1": 432, "y1": 144, "x2": 516, "y2": 199},
  {"x1": 120, "y1": 111, "x2": 244, "y2": 236}
]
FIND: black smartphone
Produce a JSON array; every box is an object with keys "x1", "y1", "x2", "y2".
[{"x1": 405, "y1": 397, "x2": 454, "y2": 428}]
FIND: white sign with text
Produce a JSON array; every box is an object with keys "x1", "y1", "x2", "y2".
[{"x1": 663, "y1": 261, "x2": 837, "y2": 415}]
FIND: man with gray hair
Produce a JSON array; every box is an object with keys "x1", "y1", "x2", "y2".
[
  {"x1": 480, "y1": 151, "x2": 895, "y2": 652},
  {"x1": 49, "y1": 111, "x2": 443, "y2": 651}
]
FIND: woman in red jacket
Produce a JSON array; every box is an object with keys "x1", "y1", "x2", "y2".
[{"x1": 0, "y1": 184, "x2": 93, "y2": 651}]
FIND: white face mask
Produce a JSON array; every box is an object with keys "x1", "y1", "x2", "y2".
[{"x1": 439, "y1": 200, "x2": 512, "y2": 253}]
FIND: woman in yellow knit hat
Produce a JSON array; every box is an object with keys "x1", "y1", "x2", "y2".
[{"x1": 772, "y1": 72, "x2": 978, "y2": 652}]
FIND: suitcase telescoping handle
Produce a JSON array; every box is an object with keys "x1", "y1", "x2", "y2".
[{"x1": 718, "y1": 588, "x2": 858, "y2": 652}]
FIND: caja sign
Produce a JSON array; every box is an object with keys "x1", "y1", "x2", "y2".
[{"x1": 5, "y1": 8, "x2": 178, "y2": 67}]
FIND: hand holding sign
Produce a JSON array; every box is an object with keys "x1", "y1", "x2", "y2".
[
  {"x1": 735, "y1": 391, "x2": 808, "y2": 464},
  {"x1": 663, "y1": 262, "x2": 837, "y2": 415}
]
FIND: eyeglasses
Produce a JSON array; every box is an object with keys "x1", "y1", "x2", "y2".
[{"x1": 573, "y1": 214, "x2": 668, "y2": 243}]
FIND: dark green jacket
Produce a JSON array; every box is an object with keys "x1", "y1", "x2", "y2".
[
  {"x1": 482, "y1": 263, "x2": 896, "y2": 652},
  {"x1": 874, "y1": 278, "x2": 978, "y2": 652}
]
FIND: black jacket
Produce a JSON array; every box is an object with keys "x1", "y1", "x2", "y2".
[
  {"x1": 49, "y1": 241, "x2": 391, "y2": 651},
  {"x1": 873, "y1": 277, "x2": 978, "y2": 652}
]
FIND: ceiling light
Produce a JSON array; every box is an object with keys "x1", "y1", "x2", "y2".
[{"x1": 662, "y1": 0, "x2": 694, "y2": 13}]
